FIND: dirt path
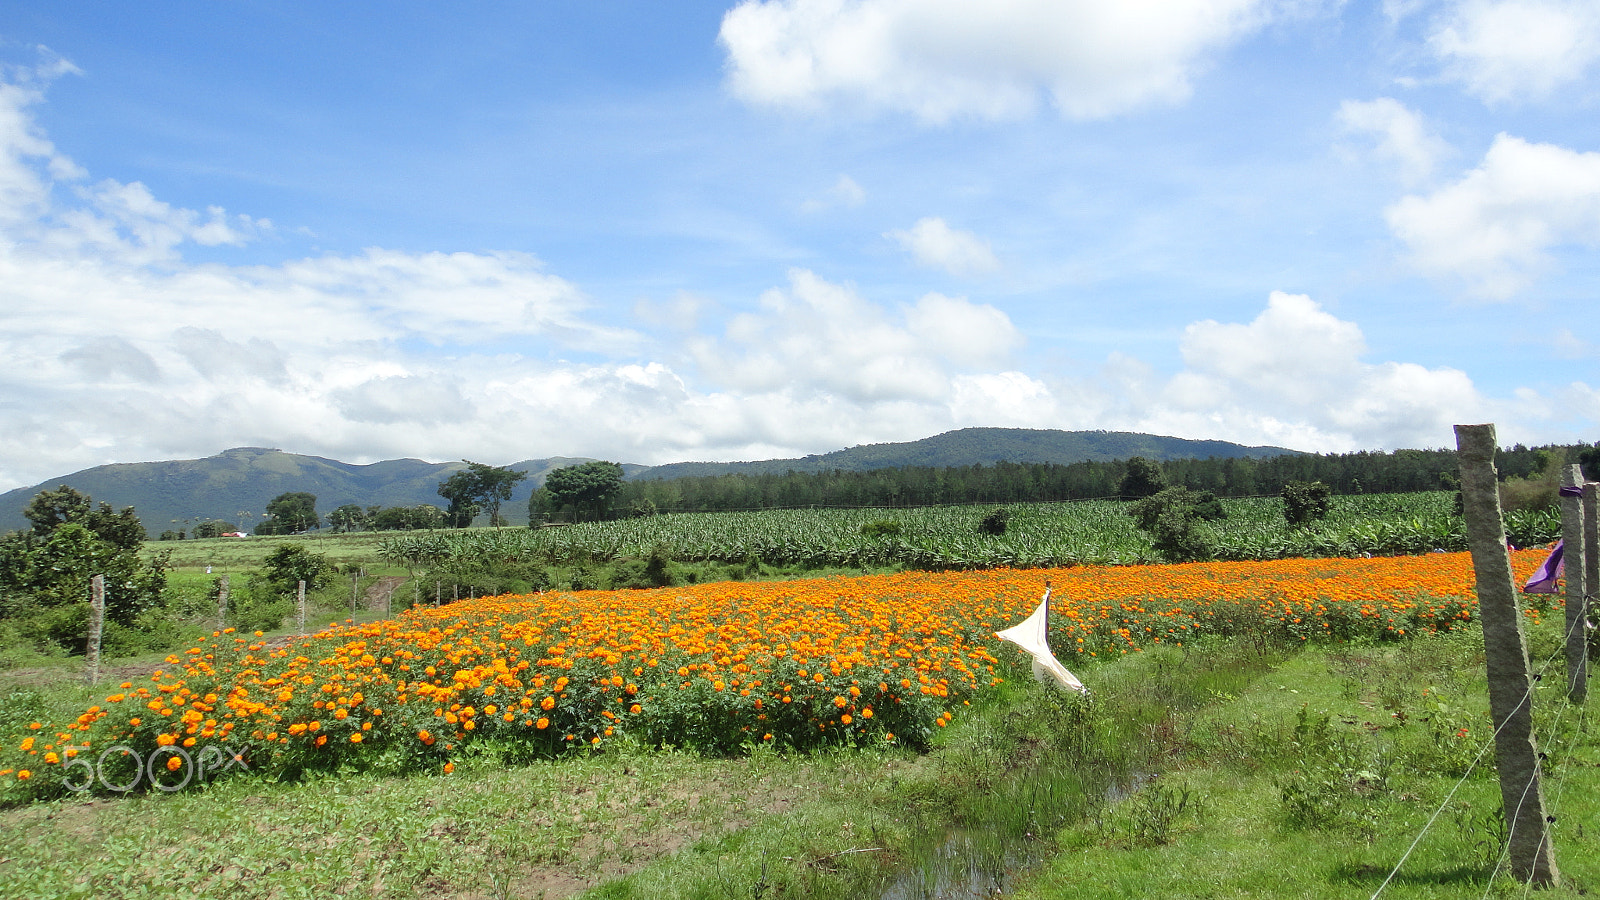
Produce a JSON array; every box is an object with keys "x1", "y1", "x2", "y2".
[{"x1": 363, "y1": 575, "x2": 407, "y2": 615}]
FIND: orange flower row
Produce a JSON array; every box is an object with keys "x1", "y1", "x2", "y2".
[{"x1": 1, "y1": 549, "x2": 1550, "y2": 799}]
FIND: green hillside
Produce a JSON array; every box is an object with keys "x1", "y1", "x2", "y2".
[
  {"x1": 635, "y1": 427, "x2": 1296, "y2": 480},
  {"x1": 0, "y1": 448, "x2": 622, "y2": 535},
  {"x1": 0, "y1": 429, "x2": 1298, "y2": 535}
]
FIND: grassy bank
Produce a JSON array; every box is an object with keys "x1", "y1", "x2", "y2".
[{"x1": 1016, "y1": 623, "x2": 1597, "y2": 899}]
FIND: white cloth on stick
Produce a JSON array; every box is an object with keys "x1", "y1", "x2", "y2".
[{"x1": 995, "y1": 589, "x2": 1088, "y2": 694}]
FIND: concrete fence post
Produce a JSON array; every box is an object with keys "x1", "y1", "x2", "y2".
[
  {"x1": 1455, "y1": 424, "x2": 1559, "y2": 888},
  {"x1": 85, "y1": 574, "x2": 105, "y2": 685},
  {"x1": 1561, "y1": 465, "x2": 1588, "y2": 704},
  {"x1": 297, "y1": 580, "x2": 307, "y2": 636}
]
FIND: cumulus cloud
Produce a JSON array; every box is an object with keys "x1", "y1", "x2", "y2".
[
  {"x1": 719, "y1": 0, "x2": 1290, "y2": 122},
  {"x1": 332, "y1": 375, "x2": 473, "y2": 426},
  {"x1": 1385, "y1": 134, "x2": 1600, "y2": 299},
  {"x1": 1335, "y1": 97, "x2": 1452, "y2": 185},
  {"x1": 886, "y1": 217, "x2": 1000, "y2": 276},
  {"x1": 1112, "y1": 292, "x2": 1495, "y2": 451},
  {"x1": 1428, "y1": 0, "x2": 1600, "y2": 103},
  {"x1": 58, "y1": 337, "x2": 162, "y2": 384},
  {"x1": 691, "y1": 268, "x2": 1022, "y2": 402}
]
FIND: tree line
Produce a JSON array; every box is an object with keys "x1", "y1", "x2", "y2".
[
  {"x1": 607, "y1": 442, "x2": 1597, "y2": 515},
  {"x1": 147, "y1": 440, "x2": 1600, "y2": 539}
]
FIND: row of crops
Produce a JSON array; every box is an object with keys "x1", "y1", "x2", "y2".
[
  {"x1": 378, "y1": 492, "x2": 1562, "y2": 572},
  {"x1": 6, "y1": 551, "x2": 1541, "y2": 800}
]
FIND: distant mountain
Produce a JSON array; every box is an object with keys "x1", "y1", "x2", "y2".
[
  {"x1": 633, "y1": 427, "x2": 1297, "y2": 480},
  {"x1": 0, "y1": 429, "x2": 1299, "y2": 535},
  {"x1": 0, "y1": 448, "x2": 633, "y2": 535}
]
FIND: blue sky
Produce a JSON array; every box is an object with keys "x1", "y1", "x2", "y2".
[{"x1": 1, "y1": 0, "x2": 1597, "y2": 490}]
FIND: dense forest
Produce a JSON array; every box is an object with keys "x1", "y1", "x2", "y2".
[{"x1": 606, "y1": 442, "x2": 1597, "y2": 515}]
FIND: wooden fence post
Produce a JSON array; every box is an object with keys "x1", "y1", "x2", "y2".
[
  {"x1": 297, "y1": 580, "x2": 307, "y2": 636},
  {"x1": 216, "y1": 575, "x2": 230, "y2": 632},
  {"x1": 85, "y1": 574, "x2": 105, "y2": 685},
  {"x1": 1455, "y1": 424, "x2": 1559, "y2": 887}
]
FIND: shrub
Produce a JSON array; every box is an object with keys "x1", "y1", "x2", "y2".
[
  {"x1": 1127, "y1": 488, "x2": 1218, "y2": 562},
  {"x1": 1281, "y1": 481, "x2": 1332, "y2": 526},
  {"x1": 978, "y1": 508, "x2": 1010, "y2": 536},
  {"x1": 860, "y1": 519, "x2": 903, "y2": 538}
]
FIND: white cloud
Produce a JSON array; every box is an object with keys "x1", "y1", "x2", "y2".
[
  {"x1": 1386, "y1": 134, "x2": 1600, "y2": 299},
  {"x1": 886, "y1": 217, "x2": 1000, "y2": 276},
  {"x1": 333, "y1": 375, "x2": 473, "y2": 426},
  {"x1": 1098, "y1": 292, "x2": 1497, "y2": 451},
  {"x1": 1551, "y1": 328, "x2": 1590, "y2": 359},
  {"x1": 1335, "y1": 97, "x2": 1452, "y2": 185},
  {"x1": 1428, "y1": 0, "x2": 1600, "y2": 103},
  {"x1": 801, "y1": 174, "x2": 866, "y2": 212},
  {"x1": 691, "y1": 268, "x2": 1020, "y2": 402},
  {"x1": 719, "y1": 0, "x2": 1291, "y2": 122}
]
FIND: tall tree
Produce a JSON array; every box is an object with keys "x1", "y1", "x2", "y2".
[
  {"x1": 260, "y1": 492, "x2": 319, "y2": 535},
  {"x1": 437, "y1": 461, "x2": 528, "y2": 528},
  {"x1": 543, "y1": 461, "x2": 625, "y2": 522},
  {"x1": 1118, "y1": 457, "x2": 1168, "y2": 500},
  {"x1": 1, "y1": 488, "x2": 167, "y2": 646},
  {"x1": 24, "y1": 485, "x2": 146, "y2": 549},
  {"x1": 327, "y1": 504, "x2": 370, "y2": 533}
]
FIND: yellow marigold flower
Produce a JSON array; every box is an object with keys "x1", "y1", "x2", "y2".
[
  {"x1": 536, "y1": 717, "x2": 549, "y2": 730},
  {"x1": 442, "y1": 761, "x2": 454, "y2": 774},
  {"x1": 350, "y1": 733, "x2": 363, "y2": 744},
  {"x1": 166, "y1": 756, "x2": 183, "y2": 772},
  {"x1": 17, "y1": 770, "x2": 30, "y2": 780}
]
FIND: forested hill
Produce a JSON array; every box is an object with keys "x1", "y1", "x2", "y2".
[
  {"x1": 0, "y1": 429, "x2": 1292, "y2": 533},
  {"x1": 634, "y1": 428, "x2": 1296, "y2": 480},
  {"x1": 0, "y1": 448, "x2": 628, "y2": 534}
]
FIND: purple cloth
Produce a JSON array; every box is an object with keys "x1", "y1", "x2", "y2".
[
  {"x1": 1560, "y1": 485, "x2": 1584, "y2": 497},
  {"x1": 1523, "y1": 540, "x2": 1564, "y2": 594}
]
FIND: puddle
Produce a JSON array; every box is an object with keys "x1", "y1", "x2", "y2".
[
  {"x1": 880, "y1": 772, "x2": 1153, "y2": 900},
  {"x1": 879, "y1": 830, "x2": 1033, "y2": 900}
]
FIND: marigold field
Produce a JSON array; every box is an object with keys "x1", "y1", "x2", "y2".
[{"x1": 0, "y1": 549, "x2": 1550, "y2": 801}]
